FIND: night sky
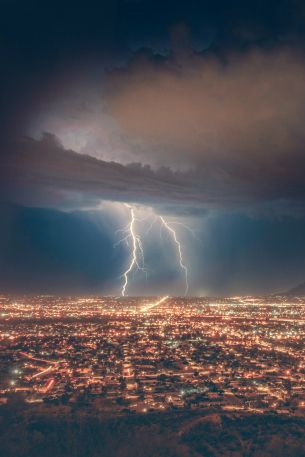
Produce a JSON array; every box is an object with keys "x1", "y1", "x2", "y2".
[{"x1": 1, "y1": 0, "x2": 305, "y2": 295}]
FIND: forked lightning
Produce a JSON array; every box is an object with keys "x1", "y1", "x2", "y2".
[{"x1": 117, "y1": 204, "x2": 189, "y2": 296}]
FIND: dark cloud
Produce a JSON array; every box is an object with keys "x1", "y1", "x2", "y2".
[
  {"x1": 1, "y1": 133, "x2": 207, "y2": 210},
  {"x1": 2, "y1": 0, "x2": 305, "y2": 138},
  {"x1": 104, "y1": 45, "x2": 305, "y2": 168},
  {"x1": 2, "y1": 132, "x2": 305, "y2": 216}
]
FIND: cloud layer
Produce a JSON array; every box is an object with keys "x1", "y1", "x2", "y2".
[{"x1": 2, "y1": 128, "x2": 305, "y2": 216}]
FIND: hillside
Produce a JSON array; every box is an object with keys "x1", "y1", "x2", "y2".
[{"x1": 1, "y1": 405, "x2": 305, "y2": 457}]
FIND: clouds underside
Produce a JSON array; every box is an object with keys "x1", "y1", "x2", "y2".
[{"x1": 2, "y1": 127, "x2": 305, "y2": 217}]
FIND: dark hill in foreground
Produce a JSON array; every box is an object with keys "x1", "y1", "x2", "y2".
[{"x1": 1, "y1": 405, "x2": 305, "y2": 457}]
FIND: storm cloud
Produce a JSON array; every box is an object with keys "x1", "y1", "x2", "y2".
[
  {"x1": 10, "y1": 40, "x2": 305, "y2": 217},
  {"x1": 104, "y1": 45, "x2": 305, "y2": 169},
  {"x1": 2, "y1": 127, "x2": 305, "y2": 216}
]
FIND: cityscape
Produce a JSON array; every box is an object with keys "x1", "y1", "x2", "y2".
[
  {"x1": 3, "y1": 0, "x2": 305, "y2": 454},
  {"x1": 1, "y1": 295, "x2": 305, "y2": 417}
]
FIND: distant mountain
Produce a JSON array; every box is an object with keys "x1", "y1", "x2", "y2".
[{"x1": 285, "y1": 281, "x2": 305, "y2": 296}]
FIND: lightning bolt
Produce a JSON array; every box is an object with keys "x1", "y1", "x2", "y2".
[
  {"x1": 115, "y1": 204, "x2": 190, "y2": 296},
  {"x1": 169, "y1": 221, "x2": 202, "y2": 245},
  {"x1": 159, "y1": 216, "x2": 189, "y2": 296},
  {"x1": 118, "y1": 204, "x2": 147, "y2": 296}
]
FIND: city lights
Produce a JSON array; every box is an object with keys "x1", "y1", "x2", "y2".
[{"x1": 0, "y1": 294, "x2": 304, "y2": 415}]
